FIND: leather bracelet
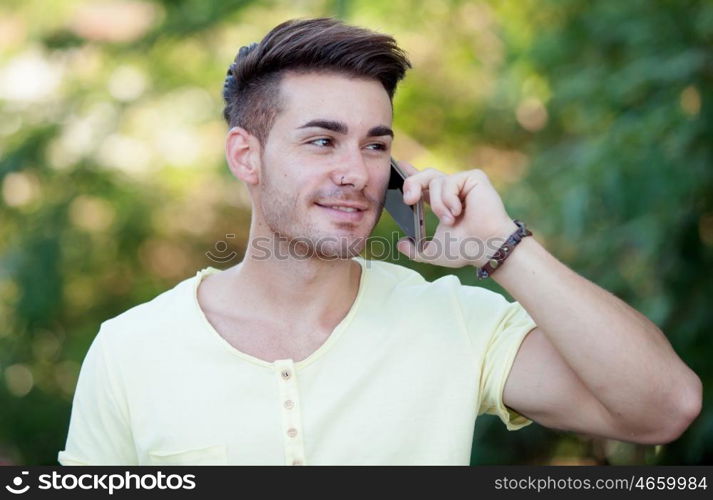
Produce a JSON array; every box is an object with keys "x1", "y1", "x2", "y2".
[{"x1": 476, "y1": 219, "x2": 532, "y2": 280}]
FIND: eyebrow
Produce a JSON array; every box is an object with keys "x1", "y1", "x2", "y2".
[{"x1": 297, "y1": 119, "x2": 394, "y2": 138}]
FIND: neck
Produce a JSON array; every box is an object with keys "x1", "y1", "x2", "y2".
[{"x1": 219, "y1": 232, "x2": 363, "y2": 331}]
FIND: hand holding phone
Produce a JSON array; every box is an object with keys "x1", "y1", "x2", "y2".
[{"x1": 384, "y1": 158, "x2": 426, "y2": 251}]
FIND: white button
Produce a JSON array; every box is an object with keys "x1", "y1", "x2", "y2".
[
  {"x1": 281, "y1": 369, "x2": 291, "y2": 380},
  {"x1": 284, "y1": 400, "x2": 295, "y2": 410},
  {"x1": 292, "y1": 459, "x2": 303, "y2": 466},
  {"x1": 287, "y1": 428, "x2": 298, "y2": 438}
]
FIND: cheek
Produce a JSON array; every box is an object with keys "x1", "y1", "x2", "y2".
[
  {"x1": 263, "y1": 156, "x2": 302, "y2": 189},
  {"x1": 371, "y1": 167, "x2": 391, "y2": 193},
  {"x1": 293, "y1": 173, "x2": 323, "y2": 205}
]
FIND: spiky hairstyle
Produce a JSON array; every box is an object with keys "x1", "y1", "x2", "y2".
[{"x1": 222, "y1": 18, "x2": 411, "y2": 145}]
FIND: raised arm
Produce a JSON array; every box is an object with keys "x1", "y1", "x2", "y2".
[
  {"x1": 494, "y1": 234, "x2": 701, "y2": 444},
  {"x1": 396, "y1": 162, "x2": 702, "y2": 444}
]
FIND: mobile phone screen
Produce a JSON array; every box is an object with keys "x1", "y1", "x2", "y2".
[{"x1": 384, "y1": 159, "x2": 424, "y2": 244}]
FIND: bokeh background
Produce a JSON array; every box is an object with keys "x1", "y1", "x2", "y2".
[{"x1": 1, "y1": 0, "x2": 711, "y2": 465}]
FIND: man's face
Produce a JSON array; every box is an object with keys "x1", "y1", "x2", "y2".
[{"x1": 255, "y1": 71, "x2": 393, "y2": 260}]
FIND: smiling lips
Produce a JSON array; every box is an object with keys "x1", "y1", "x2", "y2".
[{"x1": 315, "y1": 201, "x2": 368, "y2": 222}]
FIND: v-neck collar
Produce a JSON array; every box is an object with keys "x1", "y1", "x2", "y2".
[{"x1": 191, "y1": 256, "x2": 370, "y2": 369}]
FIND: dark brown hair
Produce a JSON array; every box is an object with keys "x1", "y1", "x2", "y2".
[{"x1": 222, "y1": 18, "x2": 411, "y2": 145}]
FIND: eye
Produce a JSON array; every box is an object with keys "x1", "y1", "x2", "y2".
[
  {"x1": 365, "y1": 142, "x2": 388, "y2": 151},
  {"x1": 309, "y1": 137, "x2": 333, "y2": 147}
]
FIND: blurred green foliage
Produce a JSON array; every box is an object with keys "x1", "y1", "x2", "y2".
[{"x1": 0, "y1": 0, "x2": 710, "y2": 465}]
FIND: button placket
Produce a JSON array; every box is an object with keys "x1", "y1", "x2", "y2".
[{"x1": 274, "y1": 359, "x2": 306, "y2": 466}]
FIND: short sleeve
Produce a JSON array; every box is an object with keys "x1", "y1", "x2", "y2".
[
  {"x1": 454, "y1": 284, "x2": 537, "y2": 431},
  {"x1": 57, "y1": 325, "x2": 138, "y2": 465}
]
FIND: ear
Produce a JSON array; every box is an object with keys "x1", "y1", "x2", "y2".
[{"x1": 225, "y1": 126, "x2": 261, "y2": 186}]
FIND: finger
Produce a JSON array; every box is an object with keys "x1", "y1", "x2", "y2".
[
  {"x1": 396, "y1": 237, "x2": 438, "y2": 263},
  {"x1": 403, "y1": 168, "x2": 444, "y2": 205},
  {"x1": 396, "y1": 237, "x2": 418, "y2": 260},
  {"x1": 427, "y1": 177, "x2": 454, "y2": 225},
  {"x1": 395, "y1": 160, "x2": 420, "y2": 176},
  {"x1": 441, "y1": 177, "x2": 464, "y2": 218}
]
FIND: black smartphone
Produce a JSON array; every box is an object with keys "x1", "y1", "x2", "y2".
[{"x1": 384, "y1": 158, "x2": 426, "y2": 251}]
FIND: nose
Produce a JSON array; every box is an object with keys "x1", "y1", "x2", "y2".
[{"x1": 331, "y1": 150, "x2": 369, "y2": 190}]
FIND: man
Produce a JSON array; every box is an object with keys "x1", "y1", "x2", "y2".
[{"x1": 58, "y1": 18, "x2": 701, "y2": 466}]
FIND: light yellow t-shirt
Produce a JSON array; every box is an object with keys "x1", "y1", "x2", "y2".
[{"x1": 58, "y1": 256, "x2": 537, "y2": 466}]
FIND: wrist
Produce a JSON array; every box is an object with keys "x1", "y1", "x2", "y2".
[
  {"x1": 468, "y1": 220, "x2": 518, "y2": 268},
  {"x1": 489, "y1": 235, "x2": 539, "y2": 287},
  {"x1": 472, "y1": 219, "x2": 532, "y2": 279}
]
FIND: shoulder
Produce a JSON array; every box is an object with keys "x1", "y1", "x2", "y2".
[
  {"x1": 357, "y1": 256, "x2": 425, "y2": 284},
  {"x1": 357, "y1": 256, "x2": 500, "y2": 308},
  {"x1": 358, "y1": 256, "x2": 495, "y2": 297},
  {"x1": 96, "y1": 268, "x2": 212, "y2": 352},
  {"x1": 357, "y1": 256, "x2": 521, "y2": 325}
]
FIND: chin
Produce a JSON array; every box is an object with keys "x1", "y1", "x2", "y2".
[
  {"x1": 310, "y1": 232, "x2": 368, "y2": 260},
  {"x1": 319, "y1": 239, "x2": 367, "y2": 260}
]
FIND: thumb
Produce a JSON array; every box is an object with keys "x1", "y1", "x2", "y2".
[{"x1": 396, "y1": 237, "x2": 438, "y2": 263}]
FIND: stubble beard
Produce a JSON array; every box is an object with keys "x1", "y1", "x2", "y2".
[{"x1": 258, "y1": 165, "x2": 381, "y2": 261}]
